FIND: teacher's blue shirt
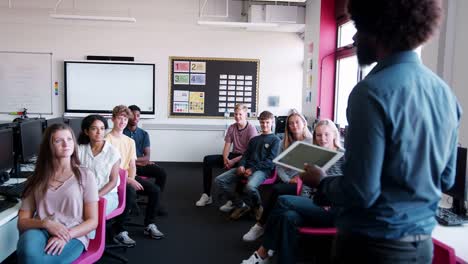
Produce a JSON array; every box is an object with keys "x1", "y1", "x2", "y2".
[{"x1": 319, "y1": 51, "x2": 462, "y2": 239}]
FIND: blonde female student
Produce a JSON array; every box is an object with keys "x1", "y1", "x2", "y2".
[{"x1": 17, "y1": 124, "x2": 99, "y2": 263}]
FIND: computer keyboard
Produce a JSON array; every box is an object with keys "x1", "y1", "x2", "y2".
[
  {"x1": 0, "y1": 199, "x2": 17, "y2": 214},
  {"x1": 0, "y1": 181, "x2": 27, "y2": 198},
  {"x1": 436, "y1": 207, "x2": 468, "y2": 226}
]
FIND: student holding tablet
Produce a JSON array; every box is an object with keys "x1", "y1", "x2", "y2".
[{"x1": 241, "y1": 119, "x2": 344, "y2": 264}]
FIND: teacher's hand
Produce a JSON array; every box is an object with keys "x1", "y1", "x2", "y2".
[{"x1": 300, "y1": 163, "x2": 325, "y2": 188}]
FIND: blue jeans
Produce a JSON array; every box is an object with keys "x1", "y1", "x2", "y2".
[
  {"x1": 215, "y1": 168, "x2": 268, "y2": 207},
  {"x1": 17, "y1": 229, "x2": 84, "y2": 264},
  {"x1": 262, "y1": 195, "x2": 336, "y2": 264}
]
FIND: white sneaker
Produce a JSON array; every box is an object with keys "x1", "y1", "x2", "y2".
[
  {"x1": 241, "y1": 251, "x2": 270, "y2": 264},
  {"x1": 195, "y1": 193, "x2": 213, "y2": 207},
  {"x1": 144, "y1": 223, "x2": 165, "y2": 239},
  {"x1": 219, "y1": 200, "x2": 235, "y2": 212},
  {"x1": 242, "y1": 223, "x2": 265, "y2": 242},
  {"x1": 113, "y1": 231, "x2": 136, "y2": 246}
]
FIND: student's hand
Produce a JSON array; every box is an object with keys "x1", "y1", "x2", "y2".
[
  {"x1": 128, "y1": 177, "x2": 144, "y2": 191},
  {"x1": 289, "y1": 176, "x2": 299, "y2": 184},
  {"x1": 244, "y1": 168, "x2": 253, "y2": 177},
  {"x1": 43, "y1": 219, "x2": 71, "y2": 242},
  {"x1": 300, "y1": 163, "x2": 325, "y2": 188},
  {"x1": 224, "y1": 159, "x2": 236, "y2": 169},
  {"x1": 45, "y1": 236, "x2": 66, "y2": 256},
  {"x1": 236, "y1": 166, "x2": 246, "y2": 176}
]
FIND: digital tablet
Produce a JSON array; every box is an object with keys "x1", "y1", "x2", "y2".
[{"x1": 273, "y1": 141, "x2": 343, "y2": 172}]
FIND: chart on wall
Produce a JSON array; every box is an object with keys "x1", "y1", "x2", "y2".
[{"x1": 169, "y1": 56, "x2": 259, "y2": 118}]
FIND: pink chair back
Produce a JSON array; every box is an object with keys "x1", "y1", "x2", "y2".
[
  {"x1": 262, "y1": 168, "x2": 278, "y2": 185},
  {"x1": 72, "y1": 197, "x2": 107, "y2": 264},
  {"x1": 296, "y1": 177, "x2": 338, "y2": 236},
  {"x1": 432, "y1": 238, "x2": 456, "y2": 264},
  {"x1": 106, "y1": 169, "x2": 127, "y2": 220}
]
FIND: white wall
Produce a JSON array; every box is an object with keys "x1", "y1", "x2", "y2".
[{"x1": 0, "y1": 0, "x2": 308, "y2": 161}]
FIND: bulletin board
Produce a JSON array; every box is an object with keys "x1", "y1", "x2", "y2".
[{"x1": 168, "y1": 56, "x2": 259, "y2": 118}]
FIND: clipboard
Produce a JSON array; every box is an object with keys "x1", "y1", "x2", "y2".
[{"x1": 273, "y1": 141, "x2": 343, "y2": 172}]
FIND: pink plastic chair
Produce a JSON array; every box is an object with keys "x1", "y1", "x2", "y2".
[
  {"x1": 72, "y1": 197, "x2": 107, "y2": 264},
  {"x1": 262, "y1": 168, "x2": 278, "y2": 185},
  {"x1": 106, "y1": 169, "x2": 127, "y2": 220},
  {"x1": 296, "y1": 177, "x2": 338, "y2": 236},
  {"x1": 432, "y1": 238, "x2": 456, "y2": 264},
  {"x1": 103, "y1": 169, "x2": 129, "y2": 263}
]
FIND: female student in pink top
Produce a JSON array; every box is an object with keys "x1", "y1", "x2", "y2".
[{"x1": 17, "y1": 124, "x2": 99, "y2": 263}]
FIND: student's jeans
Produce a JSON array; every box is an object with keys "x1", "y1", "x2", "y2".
[
  {"x1": 17, "y1": 229, "x2": 84, "y2": 264},
  {"x1": 202, "y1": 153, "x2": 241, "y2": 196},
  {"x1": 258, "y1": 183, "x2": 296, "y2": 226},
  {"x1": 333, "y1": 233, "x2": 433, "y2": 264},
  {"x1": 215, "y1": 168, "x2": 268, "y2": 208},
  {"x1": 262, "y1": 195, "x2": 336, "y2": 264}
]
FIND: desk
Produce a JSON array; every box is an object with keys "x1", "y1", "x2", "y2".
[
  {"x1": 0, "y1": 200, "x2": 20, "y2": 262},
  {"x1": 0, "y1": 178, "x2": 25, "y2": 262},
  {"x1": 433, "y1": 224, "x2": 468, "y2": 263}
]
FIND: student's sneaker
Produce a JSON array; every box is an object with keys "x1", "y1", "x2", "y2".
[
  {"x1": 252, "y1": 206, "x2": 264, "y2": 221},
  {"x1": 113, "y1": 231, "x2": 136, "y2": 247},
  {"x1": 242, "y1": 223, "x2": 265, "y2": 242},
  {"x1": 230, "y1": 203, "x2": 251, "y2": 220},
  {"x1": 241, "y1": 251, "x2": 270, "y2": 264},
  {"x1": 219, "y1": 200, "x2": 235, "y2": 212},
  {"x1": 144, "y1": 223, "x2": 165, "y2": 239},
  {"x1": 195, "y1": 193, "x2": 213, "y2": 207}
]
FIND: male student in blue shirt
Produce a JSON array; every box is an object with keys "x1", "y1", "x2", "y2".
[
  {"x1": 302, "y1": 0, "x2": 461, "y2": 263},
  {"x1": 124, "y1": 105, "x2": 168, "y2": 215}
]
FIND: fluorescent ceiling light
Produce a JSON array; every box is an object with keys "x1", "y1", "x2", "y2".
[
  {"x1": 50, "y1": 14, "x2": 136, "y2": 22},
  {"x1": 197, "y1": 20, "x2": 278, "y2": 28}
]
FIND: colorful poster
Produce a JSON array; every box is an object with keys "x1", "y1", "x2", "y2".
[
  {"x1": 191, "y1": 61, "x2": 206, "y2": 73},
  {"x1": 189, "y1": 91, "x2": 205, "y2": 113},
  {"x1": 174, "y1": 73, "x2": 189, "y2": 85},
  {"x1": 190, "y1": 74, "x2": 206, "y2": 85},
  {"x1": 174, "y1": 90, "x2": 189, "y2": 101},
  {"x1": 173, "y1": 102, "x2": 189, "y2": 113},
  {"x1": 174, "y1": 61, "x2": 190, "y2": 72}
]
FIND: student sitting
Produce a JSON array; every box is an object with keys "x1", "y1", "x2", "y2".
[
  {"x1": 196, "y1": 103, "x2": 257, "y2": 208},
  {"x1": 215, "y1": 110, "x2": 280, "y2": 220},
  {"x1": 124, "y1": 105, "x2": 168, "y2": 215},
  {"x1": 242, "y1": 110, "x2": 313, "y2": 242},
  {"x1": 106, "y1": 105, "x2": 164, "y2": 246},
  {"x1": 17, "y1": 124, "x2": 98, "y2": 263},
  {"x1": 77, "y1": 114, "x2": 121, "y2": 216},
  {"x1": 241, "y1": 119, "x2": 345, "y2": 264}
]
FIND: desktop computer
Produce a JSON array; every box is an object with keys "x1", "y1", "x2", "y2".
[
  {"x1": 15, "y1": 119, "x2": 43, "y2": 164},
  {"x1": 66, "y1": 117, "x2": 83, "y2": 138},
  {"x1": 0, "y1": 128, "x2": 14, "y2": 183},
  {"x1": 445, "y1": 147, "x2": 468, "y2": 217},
  {"x1": 46, "y1": 117, "x2": 66, "y2": 128}
]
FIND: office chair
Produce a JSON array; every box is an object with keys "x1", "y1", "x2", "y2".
[
  {"x1": 104, "y1": 169, "x2": 129, "y2": 263},
  {"x1": 274, "y1": 116, "x2": 287, "y2": 135},
  {"x1": 432, "y1": 238, "x2": 456, "y2": 264},
  {"x1": 72, "y1": 197, "x2": 107, "y2": 264}
]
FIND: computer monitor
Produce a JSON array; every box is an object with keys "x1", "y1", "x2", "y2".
[
  {"x1": 275, "y1": 116, "x2": 287, "y2": 134},
  {"x1": 0, "y1": 128, "x2": 14, "y2": 172},
  {"x1": 17, "y1": 119, "x2": 43, "y2": 163},
  {"x1": 46, "y1": 117, "x2": 66, "y2": 128},
  {"x1": 444, "y1": 147, "x2": 468, "y2": 218},
  {"x1": 66, "y1": 118, "x2": 83, "y2": 138}
]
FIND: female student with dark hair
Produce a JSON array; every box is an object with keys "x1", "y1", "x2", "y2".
[
  {"x1": 17, "y1": 124, "x2": 99, "y2": 263},
  {"x1": 78, "y1": 114, "x2": 121, "y2": 216}
]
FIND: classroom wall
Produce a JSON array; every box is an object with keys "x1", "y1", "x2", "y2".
[{"x1": 0, "y1": 0, "x2": 308, "y2": 161}]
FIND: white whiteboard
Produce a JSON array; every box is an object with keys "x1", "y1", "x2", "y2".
[
  {"x1": 65, "y1": 61, "x2": 155, "y2": 114},
  {"x1": 0, "y1": 52, "x2": 52, "y2": 114}
]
